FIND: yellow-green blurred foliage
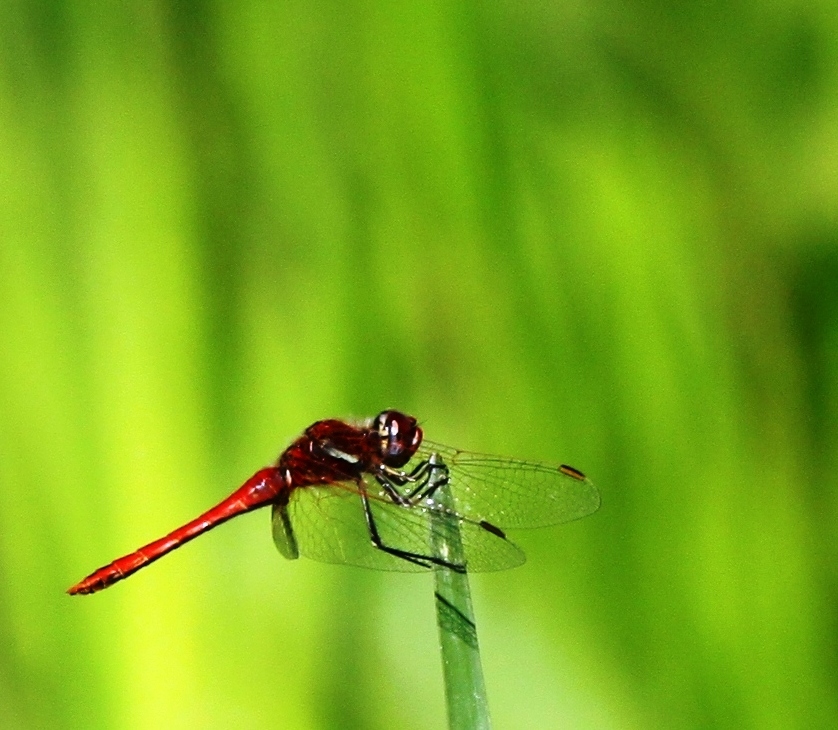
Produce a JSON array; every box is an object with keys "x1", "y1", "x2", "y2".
[{"x1": 2, "y1": 2, "x2": 837, "y2": 728}]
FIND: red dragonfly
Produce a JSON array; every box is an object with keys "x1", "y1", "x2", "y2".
[{"x1": 68, "y1": 410, "x2": 599, "y2": 594}]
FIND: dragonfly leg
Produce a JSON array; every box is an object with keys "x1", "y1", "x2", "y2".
[
  {"x1": 374, "y1": 474, "x2": 412, "y2": 506},
  {"x1": 360, "y1": 491, "x2": 466, "y2": 573},
  {"x1": 379, "y1": 459, "x2": 432, "y2": 489},
  {"x1": 401, "y1": 463, "x2": 438, "y2": 499},
  {"x1": 409, "y1": 459, "x2": 450, "y2": 501},
  {"x1": 398, "y1": 458, "x2": 434, "y2": 480},
  {"x1": 378, "y1": 460, "x2": 451, "y2": 503}
]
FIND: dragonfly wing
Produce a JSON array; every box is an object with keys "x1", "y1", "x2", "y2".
[
  {"x1": 274, "y1": 478, "x2": 524, "y2": 572},
  {"x1": 415, "y1": 441, "x2": 601, "y2": 529},
  {"x1": 271, "y1": 502, "x2": 300, "y2": 560},
  {"x1": 364, "y1": 487, "x2": 526, "y2": 573},
  {"x1": 275, "y1": 482, "x2": 419, "y2": 571}
]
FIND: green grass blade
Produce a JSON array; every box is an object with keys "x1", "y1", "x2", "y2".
[{"x1": 428, "y1": 454, "x2": 492, "y2": 730}]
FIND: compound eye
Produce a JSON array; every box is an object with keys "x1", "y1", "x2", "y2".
[
  {"x1": 374, "y1": 410, "x2": 397, "y2": 440},
  {"x1": 373, "y1": 410, "x2": 421, "y2": 467}
]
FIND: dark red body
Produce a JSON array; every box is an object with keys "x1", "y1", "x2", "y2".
[{"x1": 68, "y1": 412, "x2": 422, "y2": 594}]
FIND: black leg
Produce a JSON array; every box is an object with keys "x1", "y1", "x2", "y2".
[
  {"x1": 402, "y1": 459, "x2": 433, "y2": 480},
  {"x1": 409, "y1": 465, "x2": 449, "y2": 500},
  {"x1": 377, "y1": 460, "x2": 449, "y2": 501},
  {"x1": 360, "y1": 491, "x2": 466, "y2": 573},
  {"x1": 379, "y1": 459, "x2": 432, "y2": 489},
  {"x1": 374, "y1": 474, "x2": 411, "y2": 506}
]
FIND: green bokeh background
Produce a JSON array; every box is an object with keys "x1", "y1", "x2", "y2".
[{"x1": 2, "y1": 2, "x2": 837, "y2": 728}]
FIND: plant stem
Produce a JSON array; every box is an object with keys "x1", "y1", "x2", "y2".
[{"x1": 428, "y1": 453, "x2": 492, "y2": 730}]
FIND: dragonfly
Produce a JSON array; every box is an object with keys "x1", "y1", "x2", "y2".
[{"x1": 68, "y1": 410, "x2": 600, "y2": 594}]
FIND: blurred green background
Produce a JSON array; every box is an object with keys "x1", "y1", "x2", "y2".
[{"x1": 2, "y1": 1, "x2": 837, "y2": 728}]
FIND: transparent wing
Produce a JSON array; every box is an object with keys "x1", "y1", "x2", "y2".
[
  {"x1": 272, "y1": 478, "x2": 524, "y2": 573},
  {"x1": 413, "y1": 440, "x2": 601, "y2": 529}
]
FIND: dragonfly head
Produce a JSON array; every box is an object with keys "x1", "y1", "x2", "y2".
[{"x1": 373, "y1": 410, "x2": 423, "y2": 468}]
